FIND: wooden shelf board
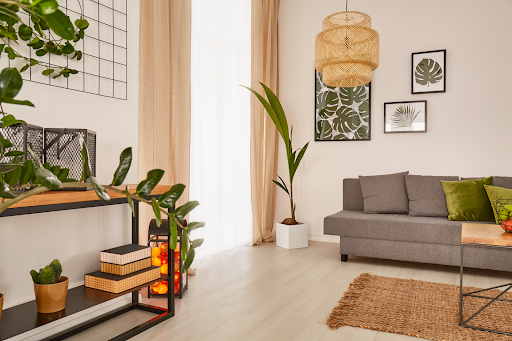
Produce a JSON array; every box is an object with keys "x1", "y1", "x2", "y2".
[
  {"x1": 0, "y1": 274, "x2": 168, "y2": 340},
  {"x1": 5, "y1": 185, "x2": 171, "y2": 209}
]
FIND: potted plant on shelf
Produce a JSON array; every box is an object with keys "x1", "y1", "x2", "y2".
[
  {"x1": 30, "y1": 260, "x2": 68, "y2": 314},
  {"x1": 244, "y1": 83, "x2": 309, "y2": 249}
]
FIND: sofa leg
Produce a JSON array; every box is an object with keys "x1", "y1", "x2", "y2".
[{"x1": 341, "y1": 254, "x2": 348, "y2": 262}]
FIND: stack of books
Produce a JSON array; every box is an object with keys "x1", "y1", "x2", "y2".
[{"x1": 85, "y1": 245, "x2": 161, "y2": 294}]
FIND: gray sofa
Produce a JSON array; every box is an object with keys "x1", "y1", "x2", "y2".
[{"x1": 324, "y1": 178, "x2": 512, "y2": 272}]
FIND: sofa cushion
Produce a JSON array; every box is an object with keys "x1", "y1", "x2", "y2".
[
  {"x1": 324, "y1": 210, "x2": 466, "y2": 246},
  {"x1": 484, "y1": 185, "x2": 512, "y2": 223},
  {"x1": 494, "y1": 176, "x2": 512, "y2": 189},
  {"x1": 359, "y1": 172, "x2": 409, "y2": 214},
  {"x1": 343, "y1": 178, "x2": 364, "y2": 211},
  {"x1": 405, "y1": 175, "x2": 458, "y2": 217},
  {"x1": 441, "y1": 177, "x2": 494, "y2": 221}
]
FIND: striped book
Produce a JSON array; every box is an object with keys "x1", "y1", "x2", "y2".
[
  {"x1": 85, "y1": 266, "x2": 161, "y2": 294},
  {"x1": 101, "y1": 258, "x2": 152, "y2": 276},
  {"x1": 101, "y1": 245, "x2": 151, "y2": 265}
]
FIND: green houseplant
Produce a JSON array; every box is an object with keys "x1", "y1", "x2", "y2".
[
  {"x1": 0, "y1": 1, "x2": 203, "y2": 274},
  {"x1": 243, "y1": 83, "x2": 309, "y2": 225},
  {"x1": 30, "y1": 259, "x2": 68, "y2": 313}
]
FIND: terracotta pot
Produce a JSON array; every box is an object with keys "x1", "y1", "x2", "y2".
[
  {"x1": 0, "y1": 293, "x2": 3, "y2": 320},
  {"x1": 34, "y1": 276, "x2": 68, "y2": 314}
]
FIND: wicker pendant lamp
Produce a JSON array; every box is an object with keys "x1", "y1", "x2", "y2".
[{"x1": 315, "y1": 2, "x2": 379, "y2": 87}]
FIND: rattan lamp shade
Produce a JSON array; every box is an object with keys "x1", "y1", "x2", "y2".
[{"x1": 315, "y1": 11, "x2": 379, "y2": 87}]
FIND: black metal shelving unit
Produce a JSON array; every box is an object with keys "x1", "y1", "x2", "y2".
[{"x1": 0, "y1": 194, "x2": 174, "y2": 341}]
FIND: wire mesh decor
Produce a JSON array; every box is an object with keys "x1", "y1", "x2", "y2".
[
  {"x1": 43, "y1": 128, "x2": 96, "y2": 186},
  {"x1": 315, "y1": 11, "x2": 379, "y2": 88},
  {"x1": 495, "y1": 199, "x2": 512, "y2": 233},
  {"x1": 0, "y1": 123, "x2": 44, "y2": 164},
  {"x1": 4, "y1": 0, "x2": 128, "y2": 99}
]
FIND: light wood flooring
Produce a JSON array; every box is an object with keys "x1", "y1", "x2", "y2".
[{"x1": 66, "y1": 241, "x2": 512, "y2": 341}]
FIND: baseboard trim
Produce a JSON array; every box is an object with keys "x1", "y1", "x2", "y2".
[{"x1": 308, "y1": 235, "x2": 340, "y2": 243}]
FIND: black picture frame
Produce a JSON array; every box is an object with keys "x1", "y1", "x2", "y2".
[
  {"x1": 384, "y1": 100, "x2": 427, "y2": 134},
  {"x1": 314, "y1": 70, "x2": 371, "y2": 141},
  {"x1": 411, "y1": 49, "x2": 446, "y2": 94}
]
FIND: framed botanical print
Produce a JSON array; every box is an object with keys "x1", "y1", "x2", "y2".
[
  {"x1": 384, "y1": 100, "x2": 427, "y2": 133},
  {"x1": 315, "y1": 70, "x2": 371, "y2": 141},
  {"x1": 412, "y1": 50, "x2": 446, "y2": 94}
]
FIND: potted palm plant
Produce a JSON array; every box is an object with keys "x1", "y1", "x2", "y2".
[{"x1": 244, "y1": 83, "x2": 309, "y2": 249}]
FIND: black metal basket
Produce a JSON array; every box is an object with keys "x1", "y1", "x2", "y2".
[
  {"x1": 43, "y1": 128, "x2": 96, "y2": 190},
  {"x1": 0, "y1": 123, "x2": 43, "y2": 164},
  {"x1": 495, "y1": 199, "x2": 512, "y2": 232}
]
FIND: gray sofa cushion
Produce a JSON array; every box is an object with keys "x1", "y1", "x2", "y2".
[
  {"x1": 405, "y1": 175, "x2": 458, "y2": 217},
  {"x1": 359, "y1": 172, "x2": 409, "y2": 214},
  {"x1": 324, "y1": 210, "x2": 467, "y2": 246},
  {"x1": 343, "y1": 178, "x2": 364, "y2": 211},
  {"x1": 494, "y1": 176, "x2": 512, "y2": 189}
]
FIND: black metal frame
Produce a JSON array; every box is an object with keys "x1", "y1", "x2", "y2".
[
  {"x1": 459, "y1": 243, "x2": 512, "y2": 336},
  {"x1": 411, "y1": 49, "x2": 446, "y2": 94},
  {"x1": 314, "y1": 70, "x2": 372, "y2": 142},
  {"x1": 0, "y1": 195, "x2": 174, "y2": 341},
  {"x1": 383, "y1": 100, "x2": 427, "y2": 134}
]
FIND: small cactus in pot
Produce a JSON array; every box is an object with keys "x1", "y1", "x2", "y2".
[{"x1": 30, "y1": 259, "x2": 68, "y2": 313}]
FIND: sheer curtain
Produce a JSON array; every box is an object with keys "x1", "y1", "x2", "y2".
[{"x1": 190, "y1": 0, "x2": 252, "y2": 261}]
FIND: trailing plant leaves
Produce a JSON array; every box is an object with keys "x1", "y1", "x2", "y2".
[
  {"x1": 90, "y1": 176, "x2": 110, "y2": 201},
  {"x1": 57, "y1": 168, "x2": 69, "y2": 181},
  {"x1": 18, "y1": 24, "x2": 33, "y2": 40},
  {"x1": 168, "y1": 213, "x2": 178, "y2": 249},
  {"x1": 4, "y1": 150, "x2": 24, "y2": 157},
  {"x1": 191, "y1": 238, "x2": 204, "y2": 248},
  {"x1": 80, "y1": 137, "x2": 92, "y2": 181},
  {"x1": 111, "y1": 147, "x2": 132, "y2": 186},
  {"x1": 43, "y1": 10, "x2": 76, "y2": 41},
  {"x1": 174, "y1": 201, "x2": 199, "y2": 219},
  {"x1": 136, "y1": 169, "x2": 164, "y2": 197},
  {"x1": 182, "y1": 247, "x2": 195, "y2": 273},
  {"x1": 0, "y1": 6, "x2": 21, "y2": 24},
  {"x1": 42, "y1": 68, "x2": 54, "y2": 75},
  {"x1": 1, "y1": 114, "x2": 26, "y2": 128},
  {"x1": 0, "y1": 164, "x2": 19, "y2": 175},
  {"x1": 151, "y1": 197, "x2": 161, "y2": 227},
  {"x1": 0, "y1": 67, "x2": 22, "y2": 98},
  {"x1": 125, "y1": 186, "x2": 135, "y2": 217},
  {"x1": 158, "y1": 183, "x2": 185, "y2": 208},
  {"x1": 186, "y1": 222, "x2": 205, "y2": 232},
  {"x1": 74, "y1": 18, "x2": 89, "y2": 29},
  {"x1": 50, "y1": 165, "x2": 61, "y2": 177},
  {"x1": 19, "y1": 160, "x2": 35, "y2": 186},
  {"x1": 0, "y1": 97, "x2": 34, "y2": 107},
  {"x1": 4, "y1": 161, "x2": 21, "y2": 187},
  {"x1": 0, "y1": 181, "x2": 16, "y2": 198},
  {"x1": 19, "y1": 64, "x2": 29, "y2": 72},
  {"x1": 415, "y1": 58, "x2": 443, "y2": 86},
  {"x1": 35, "y1": 49, "x2": 47, "y2": 57},
  {"x1": 36, "y1": 0, "x2": 59, "y2": 15},
  {"x1": 35, "y1": 168, "x2": 61, "y2": 189},
  {"x1": 60, "y1": 42, "x2": 74, "y2": 54}
]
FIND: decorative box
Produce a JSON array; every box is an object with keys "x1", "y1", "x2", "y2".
[
  {"x1": 85, "y1": 266, "x2": 161, "y2": 294},
  {"x1": 101, "y1": 245, "x2": 151, "y2": 265},
  {"x1": 101, "y1": 258, "x2": 152, "y2": 276}
]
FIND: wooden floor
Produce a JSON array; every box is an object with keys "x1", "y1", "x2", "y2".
[{"x1": 66, "y1": 241, "x2": 512, "y2": 341}]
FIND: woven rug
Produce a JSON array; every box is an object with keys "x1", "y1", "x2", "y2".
[{"x1": 327, "y1": 273, "x2": 512, "y2": 341}]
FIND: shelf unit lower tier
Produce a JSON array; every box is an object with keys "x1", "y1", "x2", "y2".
[{"x1": 0, "y1": 274, "x2": 169, "y2": 341}]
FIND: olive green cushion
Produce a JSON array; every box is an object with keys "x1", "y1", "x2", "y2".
[
  {"x1": 484, "y1": 185, "x2": 512, "y2": 224},
  {"x1": 440, "y1": 177, "x2": 494, "y2": 221}
]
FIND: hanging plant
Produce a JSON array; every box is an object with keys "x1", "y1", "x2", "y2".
[{"x1": 0, "y1": 0, "x2": 88, "y2": 78}]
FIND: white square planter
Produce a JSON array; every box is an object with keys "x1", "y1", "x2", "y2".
[{"x1": 276, "y1": 223, "x2": 308, "y2": 249}]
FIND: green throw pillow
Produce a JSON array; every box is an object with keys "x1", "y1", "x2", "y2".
[
  {"x1": 440, "y1": 177, "x2": 494, "y2": 221},
  {"x1": 484, "y1": 185, "x2": 512, "y2": 224}
]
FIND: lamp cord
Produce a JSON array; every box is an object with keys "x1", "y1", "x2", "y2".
[{"x1": 346, "y1": 0, "x2": 348, "y2": 11}]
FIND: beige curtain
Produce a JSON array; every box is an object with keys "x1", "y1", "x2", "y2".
[
  {"x1": 138, "y1": 0, "x2": 191, "y2": 244},
  {"x1": 250, "y1": 0, "x2": 280, "y2": 245}
]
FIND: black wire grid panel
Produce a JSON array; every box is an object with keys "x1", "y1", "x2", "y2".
[{"x1": 4, "y1": 0, "x2": 127, "y2": 100}]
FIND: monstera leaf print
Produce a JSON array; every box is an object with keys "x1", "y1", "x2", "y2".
[
  {"x1": 332, "y1": 106, "x2": 361, "y2": 133},
  {"x1": 356, "y1": 125, "x2": 369, "y2": 139},
  {"x1": 391, "y1": 105, "x2": 420, "y2": 129},
  {"x1": 415, "y1": 58, "x2": 443, "y2": 86},
  {"x1": 316, "y1": 119, "x2": 333, "y2": 140},
  {"x1": 340, "y1": 85, "x2": 366, "y2": 106},
  {"x1": 358, "y1": 101, "x2": 369, "y2": 122}
]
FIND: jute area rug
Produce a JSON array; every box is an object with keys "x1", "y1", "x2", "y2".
[{"x1": 327, "y1": 273, "x2": 512, "y2": 341}]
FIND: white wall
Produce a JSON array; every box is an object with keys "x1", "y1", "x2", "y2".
[
  {"x1": 0, "y1": 0, "x2": 140, "y2": 311},
  {"x1": 277, "y1": 0, "x2": 512, "y2": 240}
]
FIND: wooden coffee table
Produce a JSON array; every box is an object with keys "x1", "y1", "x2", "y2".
[{"x1": 460, "y1": 223, "x2": 512, "y2": 335}]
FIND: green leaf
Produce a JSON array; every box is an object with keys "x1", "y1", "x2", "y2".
[
  {"x1": 90, "y1": 176, "x2": 110, "y2": 201},
  {"x1": 33, "y1": 22, "x2": 43, "y2": 36},
  {"x1": 0, "y1": 164, "x2": 19, "y2": 175},
  {"x1": 19, "y1": 160, "x2": 35, "y2": 186},
  {"x1": 27, "y1": 37, "x2": 39, "y2": 46},
  {"x1": 4, "y1": 150, "x2": 24, "y2": 157},
  {"x1": 60, "y1": 41, "x2": 74, "y2": 54},
  {"x1": 169, "y1": 214, "x2": 178, "y2": 249},
  {"x1": 0, "y1": 97, "x2": 34, "y2": 107},
  {"x1": 182, "y1": 247, "x2": 195, "y2": 273},
  {"x1": 74, "y1": 50, "x2": 82, "y2": 60},
  {"x1": 19, "y1": 64, "x2": 29, "y2": 72},
  {"x1": 34, "y1": 168, "x2": 61, "y2": 189},
  {"x1": 18, "y1": 24, "x2": 33, "y2": 40},
  {"x1": 0, "y1": 43, "x2": 4, "y2": 55},
  {"x1": 43, "y1": 162, "x2": 51, "y2": 170},
  {"x1": 272, "y1": 179, "x2": 289, "y2": 196},
  {"x1": 80, "y1": 137, "x2": 92, "y2": 181},
  {"x1": 151, "y1": 197, "x2": 161, "y2": 227},
  {"x1": 136, "y1": 169, "x2": 164, "y2": 197},
  {"x1": 57, "y1": 168, "x2": 69, "y2": 181},
  {"x1": 0, "y1": 6, "x2": 21, "y2": 24},
  {"x1": 259, "y1": 82, "x2": 290, "y2": 153},
  {"x1": 125, "y1": 186, "x2": 135, "y2": 217},
  {"x1": 43, "y1": 10, "x2": 76, "y2": 41},
  {"x1": 1, "y1": 114, "x2": 26, "y2": 128},
  {"x1": 415, "y1": 58, "x2": 443, "y2": 87},
  {"x1": 30, "y1": 59, "x2": 39, "y2": 66},
  {"x1": 180, "y1": 232, "x2": 187, "y2": 263},
  {"x1": 35, "y1": 49, "x2": 47, "y2": 56},
  {"x1": 340, "y1": 86, "x2": 366, "y2": 106},
  {"x1": 0, "y1": 181, "x2": 16, "y2": 198},
  {"x1": 174, "y1": 201, "x2": 199, "y2": 219},
  {"x1": 74, "y1": 18, "x2": 89, "y2": 29},
  {"x1": 4, "y1": 161, "x2": 21, "y2": 187},
  {"x1": 110, "y1": 147, "x2": 132, "y2": 186},
  {"x1": 158, "y1": 183, "x2": 185, "y2": 208},
  {"x1": 186, "y1": 222, "x2": 205, "y2": 232},
  {"x1": 191, "y1": 238, "x2": 204, "y2": 248},
  {"x1": 36, "y1": 0, "x2": 59, "y2": 15},
  {"x1": 290, "y1": 142, "x2": 308, "y2": 181},
  {"x1": 31, "y1": 40, "x2": 44, "y2": 49},
  {"x1": 50, "y1": 165, "x2": 61, "y2": 177},
  {"x1": 0, "y1": 67, "x2": 23, "y2": 98},
  {"x1": 42, "y1": 68, "x2": 54, "y2": 76}
]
